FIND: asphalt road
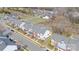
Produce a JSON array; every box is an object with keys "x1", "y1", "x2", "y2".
[
  {"x1": 0, "y1": 19, "x2": 47, "y2": 51},
  {"x1": 9, "y1": 32, "x2": 47, "y2": 51}
]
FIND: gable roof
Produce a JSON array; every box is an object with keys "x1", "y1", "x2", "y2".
[
  {"x1": 0, "y1": 37, "x2": 15, "y2": 45},
  {"x1": 23, "y1": 22, "x2": 49, "y2": 35},
  {"x1": 0, "y1": 39, "x2": 6, "y2": 50},
  {"x1": 0, "y1": 36, "x2": 16, "y2": 51},
  {"x1": 51, "y1": 33, "x2": 79, "y2": 50},
  {"x1": 32, "y1": 25, "x2": 48, "y2": 35},
  {"x1": 6, "y1": 14, "x2": 50, "y2": 35},
  {"x1": 2, "y1": 28, "x2": 11, "y2": 36},
  {"x1": 23, "y1": 21, "x2": 33, "y2": 31},
  {"x1": 9, "y1": 18, "x2": 22, "y2": 26},
  {"x1": 51, "y1": 33, "x2": 70, "y2": 43}
]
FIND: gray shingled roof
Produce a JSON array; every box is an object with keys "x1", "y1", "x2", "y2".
[
  {"x1": 23, "y1": 22, "x2": 49, "y2": 35},
  {"x1": 32, "y1": 25, "x2": 48, "y2": 35},
  {"x1": 51, "y1": 34, "x2": 70, "y2": 43},
  {"x1": 0, "y1": 37, "x2": 16, "y2": 51},
  {"x1": 23, "y1": 22, "x2": 33, "y2": 31},
  {"x1": 9, "y1": 18, "x2": 22, "y2": 26},
  {"x1": 0, "y1": 39, "x2": 6, "y2": 50},
  {"x1": 0, "y1": 37, "x2": 15, "y2": 45},
  {"x1": 5, "y1": 14, "x2": 49, "y2": 35},
  {"x1": 2, "y1": 28, "x2": 11, "y2": 36},
  {"x1": 51, "y1": 33, "x2": 79, "y2": 50},
  {"x1": 14, "y1": 20, "x2": 22, "y2": 27},
  {"x1": 72, "y1": 35, "x2": 79, "y2": 40}
]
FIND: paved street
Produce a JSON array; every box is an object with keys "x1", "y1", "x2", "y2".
[
  {"x1": 9, "y1": 32, "x2": 47, "y2": 51},
  {"x1": 0, "y1": 19, "x2": 48, "y2": 51}
]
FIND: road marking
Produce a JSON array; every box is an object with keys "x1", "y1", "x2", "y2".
[
  {"x1": 5, "y1": 24, "x2": 42, "y2": 47},
  {"x1": 4, "y1": 23, "x2": 53, "y2": 51}
]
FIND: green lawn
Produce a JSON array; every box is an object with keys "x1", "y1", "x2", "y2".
[
  {"x1": 0, "y1": 14, "x2": 4, "y2": 19},
  {"x1": 19, "y1": 15, "x2": 46, "y2": 24}
]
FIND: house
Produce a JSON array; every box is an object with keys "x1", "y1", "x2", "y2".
[
  {"x1": 13, "y1": 20, "x2": 22, "y2": 27},
  {"x1": 0, "y1": 36, "x2": 17, "y2": 51},
  {"x1": 70, "y1": 35, "x2": 79, "y2": 40},
  {"x1": 19, "y1": 22, "x2": 26, "y2": 30},
  {"x1": 19, "y1": 21, "x2": 51, "y2": 40},
  {"x1": 2, "y1": 28, "x2": 12, "y2": 36},
  {"x1": 20, "y1": 21, "x2": 33, "y2": 34},
  {"x1": 72, "y1": 12, "x2": 79, "y2": 17},
  {"x1": 32, "y1": 25, "x2": 51, "y2": 40},
  {"x1": 51, "y1": 33, "x2": 79, "y2": 51},
  {"x1": 5, "y1": 13, "x2": 18, "y2": 20},
  {"x1": 10, "y1": 20, "x2": 22, "y2": 28},
  {"x1": 43, "y1": 30, "x2": 51, "y2": 38},
  {"x1": 8, "y1": 17, "x2": 22, "y2": 27},
  {"x1": 42, "y1": 16, "x2": 50, "y2": 19},
  {"x1": 5, "y1": 14, "x2": 51, "y2": 40}
]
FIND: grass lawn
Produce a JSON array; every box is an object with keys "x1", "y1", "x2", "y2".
[
  {"x1": 0, "y1": 14, "x2": 4, "y2": 19},
  {"x1": 47, "y1": 44, "x2": 55, "y2": 50},
  {"x1": 37, "y1": 39, "x2": 45, "y2": 45},
  {"x1": 19, "y1": 15, "x2": 46, "y2": 24}
]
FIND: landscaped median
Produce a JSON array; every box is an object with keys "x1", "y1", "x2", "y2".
[{"x1": 5, "y1": 22, "x2": 57, "y2": 51}]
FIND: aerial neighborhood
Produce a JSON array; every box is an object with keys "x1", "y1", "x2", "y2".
[{"x1": 0, "y1": 7, "x2": 79, "y2": 51}]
